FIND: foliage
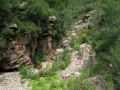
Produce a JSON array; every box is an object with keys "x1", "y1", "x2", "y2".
[
  {"x1": 30, "y1": 75, "x2": 66, "y2": 90},
  {"x1": 19, "y1": 66, "x2": 28, "y2": 79},
  {"x1": 2, "y1": 0, "x2": 119, "y2": 89},
  {"x1": 67, "y1": 78, "x2": 96, "y2": 90},
  {"x1": 27, "y1": 0, "x2": 54, "y2": 25},
  {"x1": 34, "y1": 52, "x2": 45, "y2": 65},
  {"x1": 85, "y1": 0, "x2": 120, "y2": 86},
  {"x1": 67, "y1": 67, "x2": 96, "y2": 90}
]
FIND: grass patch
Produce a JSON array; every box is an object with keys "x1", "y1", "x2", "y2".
[
  {"x1": 30, "y1": 75, "x2": 66, "y2": 90},
  {"x1": 19, "y1": 49, "x2": 71, "y2": 90},
  {"x1": 19, "y1": 66, "x2": 28, "y2": 79},
  {"x1": 67, "y1": 66, "x2": 96, "y2": 90},
  {"x1": 34, "y1": 52, "x2": 45, "y2": 65},
  {"x1": 52, "y1": 49, "x2": 71, "y2": 72}
]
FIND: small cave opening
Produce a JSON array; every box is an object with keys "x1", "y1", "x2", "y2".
[
  {"x1": 0, "y1": 67, "x2": 18, "y2": 73},
  {"x1": 0, "y1": 58, "x2": 19, "y2": 73}
]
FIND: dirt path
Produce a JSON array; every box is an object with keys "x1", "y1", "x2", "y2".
[
  {"x1": 59, "y1": 44, "x2": 91, "y2": 80},
  {"x1": 0, "y1": 72, "x2": 29, "y2": 90},
  {"x1": 58, "y1": 11, "x2": 94, "y2": 80}
]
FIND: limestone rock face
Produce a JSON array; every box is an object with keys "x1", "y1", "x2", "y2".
[{"x1": 0, "y1": 37, "x2": 32, "y2": 70}]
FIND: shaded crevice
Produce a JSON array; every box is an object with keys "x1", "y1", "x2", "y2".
[{"x1": 0, "y1": 67, "x2": 18, "y2": 73}]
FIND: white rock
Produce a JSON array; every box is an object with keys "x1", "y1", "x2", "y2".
[
  {"x1": 19, "y1": 2, "x2": 27, "y2": 9},
  {"x1": 72, "y1": 33, "x2": 76, "y2": 36},
  {"x1": 28, "y1": 68, "x2": 40, "y2": 77},
  {"x1": 41, "y1": 61, "x2": 53, "y2": 71},
  {"x1": 109, "y1": 64, "x2": 113, "y2": 68},
  {"x1": 74, "y1": 72, "x2": 81, "y2": 76},
  {"x1": 10, "y1": 23, "x2": 18, "y2": 29},
  {"x1": 56, "y1": 48, "x2": 64, "y2": 53},
  {"x1": 49, "y1": 16, "x2": 57, "y2": 21},
  {"x1": 63, "y1": 40, "x2": 69, "y2": 44}
]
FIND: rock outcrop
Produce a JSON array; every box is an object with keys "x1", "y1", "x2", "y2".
[{"x1": 0, "y1": 37, "x2": 32, "y2": 70}]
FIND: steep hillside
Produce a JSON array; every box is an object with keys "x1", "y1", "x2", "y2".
[{"x1": 0, "y1": 0, "x2": 120, "y2": 90}]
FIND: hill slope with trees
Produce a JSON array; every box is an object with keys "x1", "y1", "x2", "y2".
[{"x1": 0, "y1": 0, "x2": 120, "y2": 90}]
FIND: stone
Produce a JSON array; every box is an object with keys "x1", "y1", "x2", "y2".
[
  {"x1": 27, "y1": 68, "x2": 40, "y2": 77},
  {"x1": 62, "y1": 40, "x2": 70, "y2": 48},
  {"x1": 18, "y1": 2, "x2": 27, "y2": 10},
  {"x1": 49, "y1": 16, "x2": 57, "y2": 22},
  {"x1": 109, "y1": 64, "x2": 113, "y2": 68},
  {"x1": 10, "y1": 23, "x2": 18, "y2": 29},
  {"x1": 74, "y1": 72, "x2": 81, "y2": 76},
  {"x1": 41, "y1": 61, "x2": 53, "y2": 71},
  {"x1": 56, "y1": 48, "x2": 64, "y2": 54},
  {"x1": 63, "y1": 40, "x2": 69, "y2": 44},
  {"x1": 51, "y1": 56, "x2": 56, "y2": 60},
  {"x1": 71, "y1": 32, "x2": 76, "y2": 36},
  {"x1": 75, "y1": 20, "x2": 83, "y2": 25}
]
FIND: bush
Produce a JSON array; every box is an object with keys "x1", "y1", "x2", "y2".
[
  {"x1": 85, "y1": 0, "x2": 120, "y2": 86},
  {"x1": 19, "y1": 66, "x2": 28, "y2": 79},
  {"x1": 27, "y1": 0, "x2": 53, "y2": 21}
]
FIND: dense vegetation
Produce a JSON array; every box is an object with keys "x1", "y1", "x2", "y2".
[
  {"x1": 66, "y1": 0, "x2": 120, "y2": 89},
  {"x1": 0, "y1": 0, "x2": 120, "y2": 90},
  {"x1": 89, "y1": 0, "x2": 120, "y2": 86}
]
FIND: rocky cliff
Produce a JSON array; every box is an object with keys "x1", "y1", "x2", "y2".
[{"x1": 0, "y1": 37, "x2": 32, "y2": 70}]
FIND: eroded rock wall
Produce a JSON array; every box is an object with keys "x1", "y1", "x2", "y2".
[{"x1": 0, "y1": 37, "x2": 32, "y2": 70}]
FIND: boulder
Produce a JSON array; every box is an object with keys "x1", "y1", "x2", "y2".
[
  {"x1": 27, "y1": 68, "x2": 40, "y2": 77},
  {"x1": 56, "y1": 48, "x2": 64, "y2": 54},
  {"x1": 71, "y1": 32, "x2": 76, "y2": 36},
  {"x1": 40, "y1": 61, "x2": 53, "y2": 71},
  {"x1": 73, "y1": 72, "x2": 81, "y2": 76},
  {"x1": 49, "y1": 16, "x2": 57, "y2": 22},
  {"x1": 10, "y1": 23, "x2": 18, "y2": 29}
]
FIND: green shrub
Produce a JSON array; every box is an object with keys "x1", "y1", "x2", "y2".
[
  {"x1": 50, "y1": 49, "x2": 71, "y2": 73},
  {"x1": 85, "y1": 0, "x2": 120, "y2": 86},
  {"x1": 30, "y1": 75, "x2": 65, "y2": 90},
  {"x1": 67, "y1": 77, "x2": 96, "y2": 90},
  {"x1": 27, "y1": 0, "x2": 53, "y2": 20},
  {"x1": 18, "y1": 21, "x2": 41, "y2": 37},
  {"x1": 34, "y1": 52, "x2": 45, "y2": 65},
  {"x1": 19, "y1": 66, "x2": 28, "y2": 79}
]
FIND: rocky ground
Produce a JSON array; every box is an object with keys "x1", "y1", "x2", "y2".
[
  {"x1": 58, "y1": 11, "x2": 108, "y2": 90},
  {"x1": 59, "y1": 44, "x2": 91, "y2": 80},
  {"x1": 0, "y1": 72, "x2": 29, "y2": 90},
  {"x1": 58, "y1": 12, "x2": 93, "y2": 80}
]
